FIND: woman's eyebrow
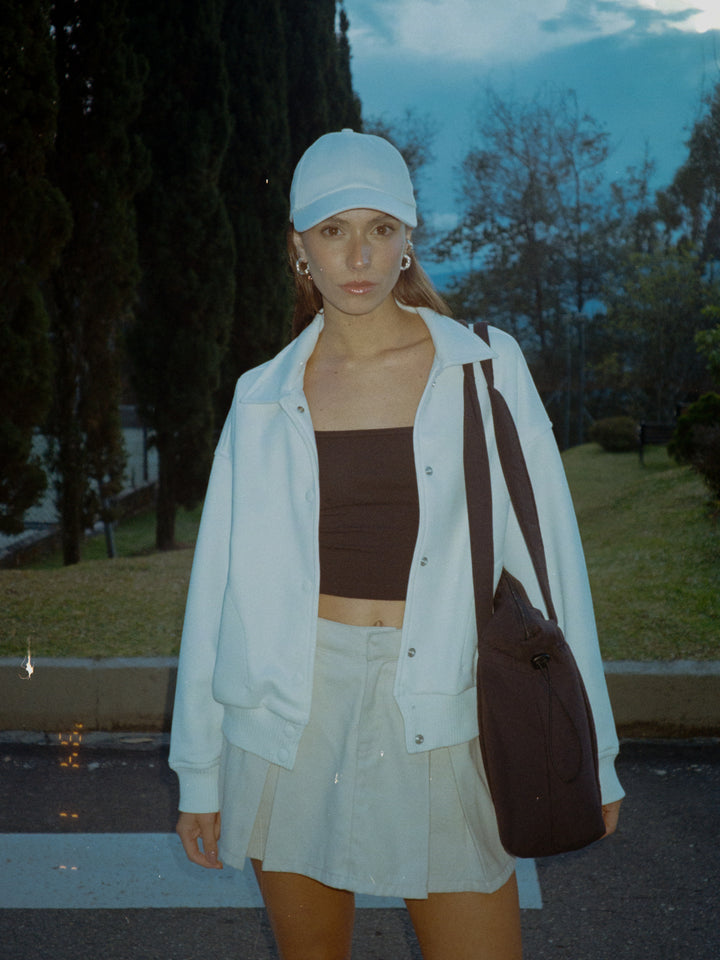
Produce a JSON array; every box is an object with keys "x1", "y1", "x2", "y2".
[{"x1": 322, "y1": 213, "x2": 400, "y2": 226}]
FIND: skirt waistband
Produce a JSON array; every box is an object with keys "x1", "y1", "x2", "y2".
[{"x1": 316, "y1": 616, "x2": 402, "y2": 661}]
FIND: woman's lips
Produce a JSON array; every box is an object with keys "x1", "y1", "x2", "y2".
[{"x1": 340, "y1": 281, "x2": 377, "y2": 294}]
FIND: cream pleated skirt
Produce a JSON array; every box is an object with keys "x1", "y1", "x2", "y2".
[{"x1": 217, "y1": 618, "x2": 515, "y2": 900}]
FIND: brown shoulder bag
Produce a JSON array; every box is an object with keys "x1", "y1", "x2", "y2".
[{"x1": 463, "y1": 321, "x2": 606, "y2": 858}]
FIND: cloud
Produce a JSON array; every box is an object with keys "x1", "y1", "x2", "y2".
[
  {"x1": 541, "y1": 1, "x2": 713, "y2": 37},
  {"x1": 346, "y1": 0, "x2": 618, "y2": 63},
  {"x1": 345, "y1": 0, "x2": 720, "y2": 64},
  {"x1": 540, "y1": 1, "x2": 634, "y2": 35},
  {"x1": 633, "y1": 0, "x2": 720, "y2": 31},
  {"x1": 345, "y1": 0, "x2": 399, "y2": 45}
]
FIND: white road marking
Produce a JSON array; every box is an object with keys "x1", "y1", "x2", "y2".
[{"x1": 0, "y1": 834, "x2": 542, "y2": 909}]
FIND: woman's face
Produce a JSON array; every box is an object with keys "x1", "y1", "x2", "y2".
[{"x1": 293, "y1": 208, "x2": 411, "y2": 319}]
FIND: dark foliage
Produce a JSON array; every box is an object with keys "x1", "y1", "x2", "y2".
[
  {"x1": 0, "y1": 1, "x2": 72, "y2": 533},
  {"x1": 669, "y1": 393, "x2": 720, "y2": 500}
]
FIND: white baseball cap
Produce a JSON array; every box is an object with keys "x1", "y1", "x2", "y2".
[{"x1": 289, "y1": 129, "x2": 417, "y2": 231}]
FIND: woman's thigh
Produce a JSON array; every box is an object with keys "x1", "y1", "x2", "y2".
[
  {"x1": 251, "y1": 859, "x2": 355, "y2": 960},
  {"x1": 404, "y1": 872, "x2": 522, "y2": 960}
]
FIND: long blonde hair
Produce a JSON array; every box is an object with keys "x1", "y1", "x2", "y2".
[{"x1": 287, "y1": 230, "x2": 452, "y2": 338}]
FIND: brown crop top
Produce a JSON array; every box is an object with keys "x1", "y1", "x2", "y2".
[{"x1": 315, "y1": 427, "x2": 420, "y2": 601}]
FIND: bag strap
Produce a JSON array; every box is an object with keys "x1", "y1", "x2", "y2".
[
  {"x1": 463, "y1": 321, "x2": 558, "y2": 623},
  {"x1": 462, "y1": 347, "x2": 495, "y2": 629}
]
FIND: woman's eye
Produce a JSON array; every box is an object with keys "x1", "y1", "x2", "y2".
[
  {"x1": 320, "y1": 225, "x2": 341, "y2": 237},
  {"x1": 375, "y1": 223, "x2": 394, "y2": 236}
]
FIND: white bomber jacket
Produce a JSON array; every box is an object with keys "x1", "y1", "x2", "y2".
[{"x1": 169, "y1": 307, "x2": 624, "y2": 813}]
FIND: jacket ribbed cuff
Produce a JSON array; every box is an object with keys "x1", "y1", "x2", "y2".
[{"x1": 175, "y1": 762, "x2": 221, "y2": 814}]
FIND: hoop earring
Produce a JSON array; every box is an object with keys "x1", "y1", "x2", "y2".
[
  {"x1": 400, "y1": 241, "x2": 413, "y2": 271},
  {"x1": 295, "y1": 257, "x2": 312, "y2": 281}
]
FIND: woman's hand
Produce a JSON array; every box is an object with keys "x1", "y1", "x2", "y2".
[
  {"x1": 176, "y1": 810, "x2": 223, "y2": 869},
  {"x1": 601, "y1": 799, "x2": 622, "y2": 838}
]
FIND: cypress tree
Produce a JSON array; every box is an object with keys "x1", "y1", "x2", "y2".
[
  {"x1": 216, "y1": 0, "x2": 363, "y2": 412},
  {"x1": 216, "y1": 0, "x2": 292, "y2": 411},
  {"x1": 331, "y1": 2, "x2": 362, "y2": 133},
  {"x1": 46, "y1": 0, "x2": 148, "y2": 565},
  {"x1": 284, "y1": 0, "x2": 340, "y2": 160},
  {"x1": 127, "y1": 0, "x2": 235, "y2": 550},
  {"x1": 0, "y1": 2, "x2": 71, "y2": 534},
  {"x1": 283, "y1": 1, "x2": 363, "y2": 160}
]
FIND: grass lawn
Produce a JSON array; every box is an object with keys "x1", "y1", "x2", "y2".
[
  {"x1": 0, "y1": 508, "x2": 201, "y2": 660},
  {"x1": 564, "y1": 444, "x2": 719, "y2": 660},
  {"x1": 0, "y1": 445, "x2": 717, "y2": 661}
]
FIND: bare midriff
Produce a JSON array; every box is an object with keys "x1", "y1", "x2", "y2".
[{"x1": 318, "y1": 594, "x2": 405, "y2": 628}]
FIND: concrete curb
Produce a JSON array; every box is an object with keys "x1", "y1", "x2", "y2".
[
  {"x1": 602, "y1": 660, "x2": 720, "y2": 737},
  {"x1": 2, "y1": 657, "x2": 720, "y2": 737},
  {"x1": 1, "y1": 657, "x2": 177, "y2": 732}
]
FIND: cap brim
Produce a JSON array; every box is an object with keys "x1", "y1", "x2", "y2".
[{"x1": 292, "y1": 186, "x2": 417, "y2": 231}]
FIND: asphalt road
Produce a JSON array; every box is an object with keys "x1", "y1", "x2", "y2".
[{"x1": 1, "y1": 734, "x2": 718, "y2": 960}]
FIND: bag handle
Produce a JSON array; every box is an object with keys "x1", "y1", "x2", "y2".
[{"x1": 463, "y1": 321, "x2": 558, "y2": 623}]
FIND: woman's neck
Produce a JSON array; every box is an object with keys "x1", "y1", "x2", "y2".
[{"x1": 318, "y1": 298, "x2": 424, "y2": 361}]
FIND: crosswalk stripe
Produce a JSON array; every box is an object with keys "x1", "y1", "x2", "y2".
[{"x1": 0, "y1": 834, "x2": 542, "y2": 909}]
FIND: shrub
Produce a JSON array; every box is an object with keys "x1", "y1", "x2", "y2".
[
  {"x1": 669, "y1": 393, "x2": 720, "y2": 500},
  {"x1": 588, "y1": 417, "x2": 638, "y2": 453}
]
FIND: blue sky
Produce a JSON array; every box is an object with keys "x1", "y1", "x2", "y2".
[{"x1": 344, "y1": 0, "x2": 720, "y2": 238}]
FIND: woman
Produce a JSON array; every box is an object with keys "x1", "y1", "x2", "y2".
[{"x1": 170, "y1": 129, "x2": 623, "y2": 960}]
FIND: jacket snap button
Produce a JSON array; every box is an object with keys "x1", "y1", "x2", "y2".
[
  {"x1": 425, "y1": 466, "x2": 433, "y2": 475},
  {"x1": 407, "y1": 647, "x2": 416, "y2": 658},
  {"x1": 297, "y1": 405, "x2": 305, "y2": 413},
  {"x1": 415, "y1": 734, "x2": 424, "y2": 745},
  {"x1": 420, "y1": 557, "x2": 428, "y2": 566}
]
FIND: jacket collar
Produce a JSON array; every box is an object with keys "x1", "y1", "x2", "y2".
[
  {"x1": 414, "y1": 306, "x2": 497, "y2": 369},
  {"x1": 238, "y1": 306, "x2": 497, "y2": 404}
]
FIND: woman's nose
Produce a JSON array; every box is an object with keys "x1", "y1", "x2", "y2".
[{"x1": 347, "y1": 237, "x2": 371, "y2": 269}]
